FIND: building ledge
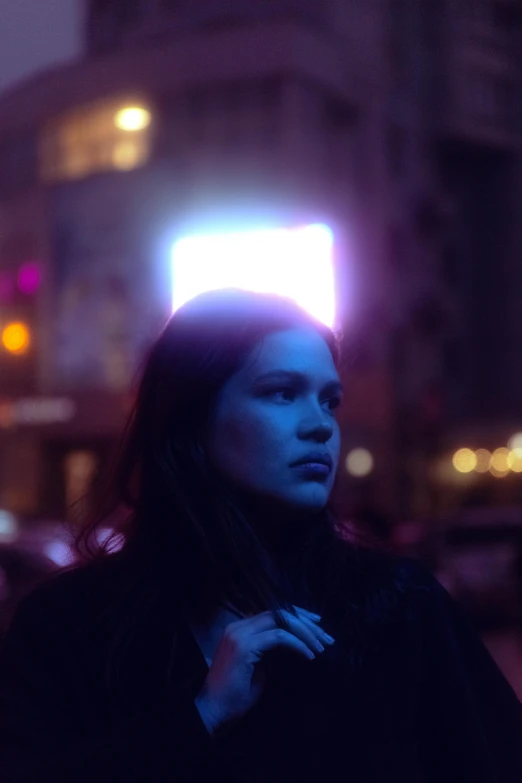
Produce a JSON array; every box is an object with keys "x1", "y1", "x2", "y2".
[{"x1": 0, "y1": 19, "x2": 354, "y2": 133}]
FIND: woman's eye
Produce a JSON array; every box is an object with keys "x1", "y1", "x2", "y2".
[
  {"x1": 269, "y1": 388, "x2": 295, "y2": 402},
  {"x1": 327, "y1": 396, "x2": 342, "y2": 412},
  {"x1": 267, "y1": 389, "x2": 342, "y2": 411},
  {"x1": 321, "y1": 397, "x2": 342, "y2": 415}
]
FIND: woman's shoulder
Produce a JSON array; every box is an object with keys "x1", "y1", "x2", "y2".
[
  {"x1": 334, "y1": 542, "x2": 443, "y2": 624},
  {"x1": 9, "y1": 553, "x2": 129, "y2": 635},
  {"x1": 381, "y1": 551, "x2": 440, "y2": 594},
  {"x1": 338, "y1": 539, "x2": 437, "y2": 587},
  {"x1": 372, "y1": 549, "x2": 442, "y2": 599}
]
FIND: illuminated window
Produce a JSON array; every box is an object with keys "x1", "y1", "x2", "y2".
[{"x1": 39, "y1": 100, "x2": 152, "y2": 182}]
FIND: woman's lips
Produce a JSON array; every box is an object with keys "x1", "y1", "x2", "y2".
[{"x1": 292, "y1": 462, "x2": 331, "y2": 476}]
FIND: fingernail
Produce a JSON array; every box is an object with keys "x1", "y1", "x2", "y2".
[
  {"x1": 308, "y1": 612, "x2": 321, "y2": 620},
  {"x1": 324, "y1": 633, "x2": 335, "y2": 644}
]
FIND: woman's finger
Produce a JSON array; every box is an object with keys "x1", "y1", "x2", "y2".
[
  {"x1": 238, "y1": 609, "x2": 334, "y2": 649},
  {"x1": 253, "y1": 627, "x2": 317, "y2": 660},
  {"x1": 294, "y1": 613, "x2": 335, "y2": 645},
  {"x1": 247, "y1": 610, "x2": 328, "y2": 654},
  {"x1": 293, "y1": 606, "x2": 322, "y2": 621}
]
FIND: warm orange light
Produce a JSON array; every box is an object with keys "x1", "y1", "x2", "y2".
[
  {"x1": 474, "y1": 449, "x2": 491, "y2": 473},
  {"x1": 112, "y1": 140, "x2": 142, "y2": 170},
  {"x1": 114, "y1": 106, "x2": 151, "y2": 132},
  {"x1": 508, "y1": 433, "x2": 522, "y2": 451},
  {"x1": 508, "y1": 448, "x2": 522, "y2": 473},
  {"x1": 490, "y1": 448, "x2": 510, "y2": 477},
  {"x1": 452, "y1": 448, "x2": 477, "y2": 474},
  {"x1": 1, "y1": 322, "x2": 30, "y2": 354}
]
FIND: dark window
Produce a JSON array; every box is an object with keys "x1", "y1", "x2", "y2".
[
  {"x1": 493, "y1": 76, "x2": 515, "y2": 114},
  {"x1": 323, "y1": 95, "x2": 353, "y2": 131},
  {"x1": 119, "y1": 0, "x2": 143, "y2": 26},
  {"x1": 183, "y1": 89, "x2": 207, "y2": 145},
  {"x1": 443, "y1": 338, "x2": 462, "y2": 381},
  {"x1": 388, "y1": 225, "x2": 409, "y2": 272},
  {"x1": 387, "y1": 123, "x2": 407, "y2": 177},
  {"x1": 441, "y1": 244, "x2": 461, "y2": 288},
  {"x1": 492, "y1": 1, "x2": 520, "y2": 30},
  {"x1": 256, "y1": 78, "x2": 282, "y2": 147},
  {"x1": 257, "y1": 77, "x2": 282, "y2": 113},
  {"x1": 90, "y1": 0, "x2": 113, "y2": 11},
  {"x1": 88, "y1": 0, "x2": 144, "y2": 51},
  {"x1": 0, "y1": 133, "x2": 37, "y2": 197},
  {"x1": 90, "y1": 0, "x2": 142, "y2": 21}
]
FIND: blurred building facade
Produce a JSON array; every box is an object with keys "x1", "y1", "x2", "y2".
[{"x1": 0, "y1": 0, "x2": 521, "y2": 523}]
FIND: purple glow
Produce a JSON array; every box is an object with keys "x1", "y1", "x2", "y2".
[
  {"x1": 18, "y1": 262, "x2": 41, "y2": 295},
  {"x1": 0, "y1": 272, "x2": 15, "y2": 303}
]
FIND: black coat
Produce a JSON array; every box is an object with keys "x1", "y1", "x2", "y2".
[{"x1": 0, "y1": 551, "x2": 521, "y2": 782}]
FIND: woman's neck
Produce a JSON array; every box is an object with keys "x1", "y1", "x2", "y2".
[{"x1": 252, "y1": 508, "x2": 321, "y2": 565}]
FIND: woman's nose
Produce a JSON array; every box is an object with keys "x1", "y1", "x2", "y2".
[
  {"x1": 299, "y1": 415, "x2": 334, "y2": 443},
  {"x1": 311, "y1": 421, "x2": 334, "y2": 442}
]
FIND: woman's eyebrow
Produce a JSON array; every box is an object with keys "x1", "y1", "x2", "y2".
[{"x1": 252, "y1": 370, "x2": 344, "y2": 395}]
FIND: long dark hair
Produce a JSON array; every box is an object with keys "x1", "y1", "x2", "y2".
[{"x1": 69, "y1": 289, "x2": 404, "y2": 687}]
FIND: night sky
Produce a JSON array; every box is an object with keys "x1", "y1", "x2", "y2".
[{"x1": 0, "y1": 0, "x2": 84, "y2": 94}]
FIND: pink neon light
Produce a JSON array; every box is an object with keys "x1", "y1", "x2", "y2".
[{"x1": 18, "y1": 262, "x2": 41, "y2": 295}]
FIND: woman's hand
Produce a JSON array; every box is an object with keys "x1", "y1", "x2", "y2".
[{"x1": 194, "y1": 606, "x2": 335, "y2": 734}]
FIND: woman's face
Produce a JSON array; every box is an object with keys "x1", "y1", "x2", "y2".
[{"x1": 205, "y1": 328, "x2": 343, "y2": 518}]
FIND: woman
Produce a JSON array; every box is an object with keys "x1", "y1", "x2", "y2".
[{"x1": 0, "y1": 288, "x2": 521, "y2": 783}]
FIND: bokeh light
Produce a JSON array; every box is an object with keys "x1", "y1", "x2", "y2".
[
  {"x1": 0, "y1": 510, "x2": 17, "y2": 543},
  {"x1": 114, "y1": 106, "x2": 151, "y2": 132},
  {"x1": 507, "y1": 449, "x2": 522, "y2": 473},
  {"x1": 346, "y1": 449, "x2": 374, "y2": 478},
  {"x1": 1, "y1": 322, "x2": 31, "y2": 354},
  {"x1": 452, "y1": 448, "x2": 477, "y2": 474},
  {"x1": 112, "y1": 140, "x2": 142, "y2": 170},
  {"x1": 474, "y1": 449, "x2": 491, "y2": 473},
  {"x1": 18, "y1": 262, "x2": 41, "y2": 295},
  {"x1": 508, "y1": 433, "x2": 522, "y2": 451},
  {"x1": 43, "y1": 540, "x2": 75, "y2": 567},
  {"x1": 490, "y1": 448, "x2": 510, "y2": 477}
]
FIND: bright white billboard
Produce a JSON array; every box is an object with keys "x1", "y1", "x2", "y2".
[{"x1": 171, "y1": 223, "x2": 336, "y2": 328}]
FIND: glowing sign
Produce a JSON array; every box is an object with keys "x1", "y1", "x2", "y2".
[
  {"x1": 18, "y1": 262, "x2": 41, "y2": 295},
  {"x1": 2, "y1": 322, "x2": 31, "y2": 354},
  {"x1": 171, "y1": 223, "x2": 336, "y2": 328},
  {"x1": 0, "y1": 398, "x2": 76, "y2": 428}
]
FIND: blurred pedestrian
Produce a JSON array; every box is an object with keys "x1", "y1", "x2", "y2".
[{"x1": 0, "y1": 288, "x2": 521, "y2": 782}]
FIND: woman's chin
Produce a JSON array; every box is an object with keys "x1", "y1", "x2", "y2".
[{"x1": 281, "y1": 484, "x2": 331, "y2": 516}]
